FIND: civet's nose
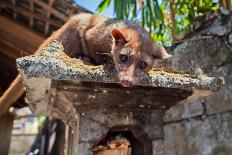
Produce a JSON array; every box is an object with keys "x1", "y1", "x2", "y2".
[{"x1": 120, "y1": 79, "x2": 134, "y2": 87}]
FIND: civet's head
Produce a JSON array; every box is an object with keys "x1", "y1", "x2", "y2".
[{"x1": 111, "y1": 29, "x2": 171, "y2": 87}]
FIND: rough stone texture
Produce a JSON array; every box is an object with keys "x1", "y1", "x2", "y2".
[
  {"x1": 164, "y1": 112, "x2": 232, "y2": 155},
  {"x1": 79, "y1": 116, "x2": 108, "y2": 142},
  {"x1": 78, "y1": 112, "x2": 156, "y2": 155},
  {"x1": 163, "y1": 98, "x2": 205, "y2": 122},
  {"x1": 205, "y1": 63, "x2": 232, "y2": 115},
  {"x1": 152, "y1": 139, "x2": 164, "y2": 155},
  {"x1": 23, "y1": 78, "x2": 51, "y2": 116},
  {"x1": 163, "y1": 12, "x2": 232, "y2": 155},
  {"x1": 134, "y1": 112, "x2": 164, "y2": 139},
  {"x1": 229, "y1": 33, "x2": 232, "y2": 46},
  {"x1": 205, "y1": 86, "x2": 232, "y2": 115},
  {"x1": 79, "y1": 111, "x2": 163, "y2": 140},
  {"x1": 161, "y1": 13, "x2": 232, "y2": 117},
  {"x1": 199, "y1": 12, "x2": 232, "y2": 37},
  {"x1": 17, "y1": 41, "x2": 222, "y2": 92},
  {"x1": 81, "y1": 111, "x2": 137, "y2": 128},
  {"x1": 53, "y1": 81, "x2": 193, "y2": 114},
  {"x1": 16, "y1": 41, "x2": 222, "y2": 119},
  {"x1": 165, "y1": 37, "x2": 231, "y2": 75},
  {"x1": 77, "y1": 142, "x2": 93, "y2": 155}
]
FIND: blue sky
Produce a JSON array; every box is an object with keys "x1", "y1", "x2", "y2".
[{"x1": 75, "y1": 0, "x2": 114, "y2": 17}]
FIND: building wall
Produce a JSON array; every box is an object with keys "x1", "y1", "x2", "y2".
[{"x1": 161, "y1": 12, "x2": 232, "y2": 155}]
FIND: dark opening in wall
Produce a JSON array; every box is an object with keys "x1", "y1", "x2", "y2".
[{"x1": 93, "y1": 126, "x2": 152, "y2": 155}]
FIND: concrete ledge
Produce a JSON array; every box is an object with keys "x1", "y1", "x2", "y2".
[
  {"x1": 17, "y1": 41, "x2": 222, "y2": 91},
  {"x1": 16, "y1": 41, "x2": 223, "y2": 125}
]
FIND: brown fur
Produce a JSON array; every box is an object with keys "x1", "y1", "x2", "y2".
[{"x1": 0, "y1": 13, "x2": 171, "y2": 115}]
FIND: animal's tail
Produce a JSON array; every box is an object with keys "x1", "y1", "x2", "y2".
[{"x1": 0, "y1": 75, "x2": 24, "y2": 116}]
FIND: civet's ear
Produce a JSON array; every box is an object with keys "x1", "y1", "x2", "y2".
[
  {"x1": 152, "y1": 44, "x2": 172, "y2": 59},
  {"x1": 112, "y1": 29, "x2": 127, "y2": 45}
]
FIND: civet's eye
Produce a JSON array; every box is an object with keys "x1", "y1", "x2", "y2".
[
  {"x1": 119, "y1": 54, "x2": 128, "y2": 63},
  {"x1": 153, "y1": 55, "x2": 160, "y2": 59},
  {"x1": 139, "y1": 62, "x2": 147, "y2": 69}
]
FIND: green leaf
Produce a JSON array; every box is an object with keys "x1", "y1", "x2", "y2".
[
  {"x1": 97, "y1": 0, "x2": 220, "y2": 45},
  {"x1": 97, "y1": 0, "x2": 112, "y2": 14}
]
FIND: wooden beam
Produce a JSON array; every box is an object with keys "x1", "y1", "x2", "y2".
[
  {"x1": 68, "y1": 7, "x2": 75, "y2": 16},
  {"x1": 0, "y1": 71, "x2": 17, "y2": 90},
  {"x1": 0, "y1": 15, "x2": 46, "y2": 116},
  {"x1": 0, "y1": 45, "x2": 19, "y2": 61},
  {"x1": 0, "y1": 54, "x2": 16, "y2": 71},
  {"x1": 220, "y1": 0, "x2": 231, "y2": 10},
  {"x1": 45, "y1": 0, "x2": 55, "y2": 35},
  {"x1": 33, "y1": 0, "x2": 68, "y2": 22},
  {"x1": 59, "y1": 0, "x2": 91, "y2": 14},
  {"x1": 0, "y1": 55, "x2": 16, "y2": 69},
  {"x1": 0, "y1": 38, "x2": 30, "y2": 59},
  {"x1": 0, "y1": 74, "x2": 16, "y2": 84},
  {"x1": 0, "y1": 75, "x2": 24, "y2": 116},
  {"x1": 0, "y1": 15, "x2": 46, "y2": 54},
  {"x1": 0, "y1": 66, "x2": 16, "y2": 79},
  {"x1": 0, "y1": 2, "x2": 62, "y2": 28},
  {"x1": 29, "y1": 0, "x2": 34, "y2": 27},
  {"x1": 170, "y1": 0, "x2": 176, "y2": 42},
  {"x1": 12, "y1": 0, "x2": 17, "y2": 19}
]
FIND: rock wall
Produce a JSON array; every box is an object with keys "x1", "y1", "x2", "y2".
[
  {"x1": 161, "y1": 11, "x2": 232, "y2": 155},
  {"x1": 77, "y1": 111, "x2": 163, "y2": 155}
]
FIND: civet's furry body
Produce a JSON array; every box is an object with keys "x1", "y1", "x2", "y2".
[{"x1": 0, "y1": 13, "x2": 170, "y2": 112}]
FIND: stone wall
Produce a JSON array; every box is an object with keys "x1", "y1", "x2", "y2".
[
  {"x1": 162, "y1": 11, "x2": 232, "y2": 155},
  {"x1": 77, "y1": 111, "x2": 163, "y2": 155}
]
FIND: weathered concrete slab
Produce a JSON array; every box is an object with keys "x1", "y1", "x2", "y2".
[
  {"x1": 16, "y1": 41, "x2": 223, "y2": 125},
  {"x1": 163, "y1": 98, "x2": 205, "y2": 123},
  {"x1": 152, "y1": 139, "x2": 164, "y2": 155},
  {"x1": 159, "y1": 12, "x2": 232, "y2": 155},
  {"x1": 164, "y1": 112, "x2": 232, "y2": 155},
  {"x1": 17, "y1": 41, "x2": 222, "y2": 91}
]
